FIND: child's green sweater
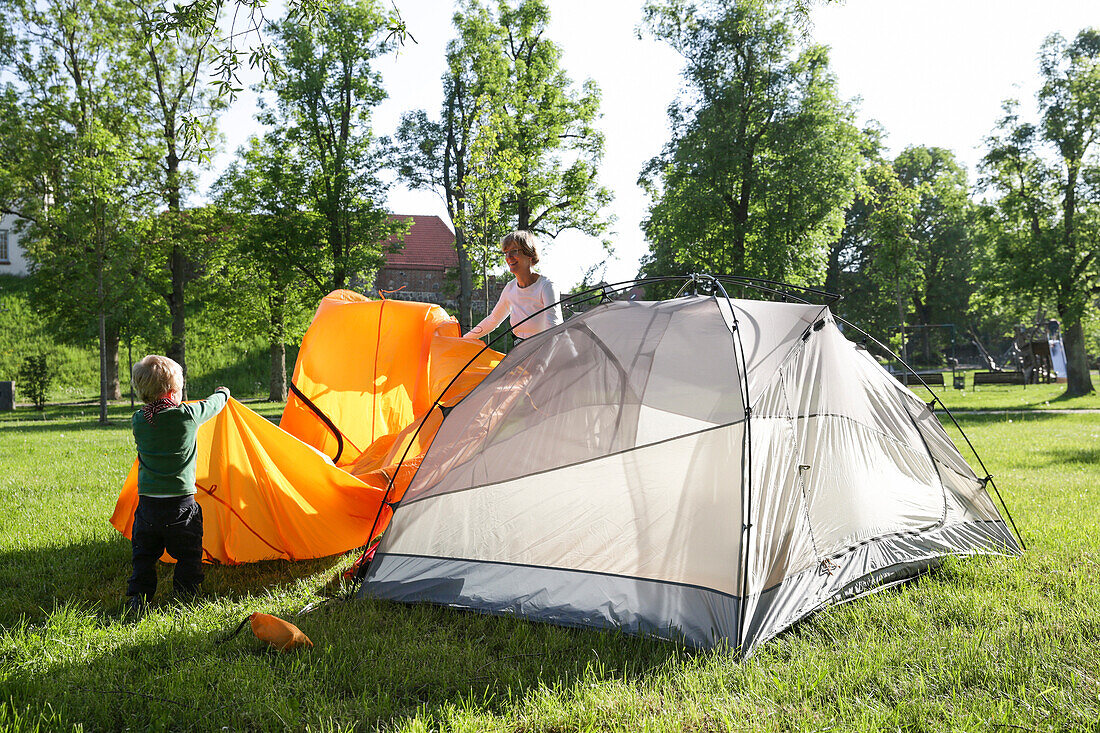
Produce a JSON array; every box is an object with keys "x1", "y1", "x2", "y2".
[{"x1": 132, "y1": 390, "x2": 229, "y2": 497}]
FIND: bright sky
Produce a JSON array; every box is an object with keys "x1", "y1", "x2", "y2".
[{"x1": 211, "y1": 0, "x2": 1100, "y2": 292}]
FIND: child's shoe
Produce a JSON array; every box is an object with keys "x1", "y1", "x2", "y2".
[{"x1": 124, "y1": 595, "x2": 149, "y2": 616}]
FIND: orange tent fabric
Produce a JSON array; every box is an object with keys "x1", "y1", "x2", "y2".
[{"x1": 110, "y1": 291, "x2": 501, "y2": 564}]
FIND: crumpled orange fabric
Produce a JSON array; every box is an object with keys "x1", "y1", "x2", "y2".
[{"x1": 110, "y1": 291, "x2": 502, "y2": 564}]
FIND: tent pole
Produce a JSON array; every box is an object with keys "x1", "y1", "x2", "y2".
[
  {"x1": 713, "y1": 276, "x2": 755, "y2": 656},
  {"x1": 352, "y1": 273, "x2": 845, "y2": 598}
]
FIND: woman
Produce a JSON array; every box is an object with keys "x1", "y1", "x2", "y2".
[{"x1": 464, "y1": 230, "x2": 563, "y2": 342}]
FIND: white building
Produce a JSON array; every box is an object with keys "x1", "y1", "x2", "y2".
[{"x1": 0, "y1": 214, "x2": 29, "y2": 276}]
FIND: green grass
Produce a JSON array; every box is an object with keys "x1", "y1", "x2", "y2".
[
  {"x1": 908, "y1": 370, "x2": 1100, "y2": 411},
  {"x1": 1, "y1": 400, "x2": 1098, "y2": 731}
]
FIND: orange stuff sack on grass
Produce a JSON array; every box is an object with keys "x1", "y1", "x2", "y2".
[
  {"x1": 110, "y1": 291, "x2": 502, "y2": 565},
  {"x1": 250, "y1": 613, "x2": 312, "y2": 652}
]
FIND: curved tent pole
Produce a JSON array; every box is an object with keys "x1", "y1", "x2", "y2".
[
  {"x1": 715, "y1": 277, "x2": 823, "y2": 306},
  {"x1": 347, "y1": 275, "x2": 681, "y2": 590},
  {"x1": 287, "y1": 381, "x2": 346, "y2": 465},
  {"x1": 709, "y1": 276, "x2": 756, "y2": 657},
  {"x1": 349, "y1": 273, "x2": 844, "y2": 593},
  {"x1": 348, "y1": 274, "x2": 690, "y2": 591},
  {"x1": 835, "y1": 315, "x2": 1026, "y2": 551},
  {"x1": 672, "y1": 273, "x2": 841, "y2": 305},
  {"x1": 719, "y1": 275, "x2": 842, "y2": 305}
]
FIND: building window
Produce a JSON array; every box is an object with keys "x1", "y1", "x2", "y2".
[{"x1": 0, "y1": 230, "x2": 8, "y2": 263}]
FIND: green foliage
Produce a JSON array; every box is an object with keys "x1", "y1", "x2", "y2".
[
  {"x1": 457, "y1": 98, "x2": 522, "y2": 304},
  {"x1": 217, "y1": 0, "x2": 408, "y2": 394},
  {"x1": 829, "y1": 136, "x2": 921, "y2": 347},
  {"x1": 0, "y1": 0, "x2": 162, "y2": 419},
  {"x1": 895, "y1": 146, "x2": 975, "y2": 363},
  {"x1": 829, "y1": 136, "x2": 984, "y2": 367},
  {"x1": 263, "y1": 0, "x2": 404, "y2": 293},
  {"x1": 15, "y1": 352, "x2": 49, "y2": 409},
  {"x1": 127, "y1": 0, "x2": 225, "y2": 184},
  {"x1": 639, "y1": 0, "x2": 861, "y2": 293},
  {"x1": 980, "y1": 28, "x2": 1100, "y2": 395},
  {"x1": 183, "y1": 325, "x2": 300, "y2": 399},
  {"x1": 390, "y1": 0, "x2": 613, "y2": 329},
  {"x1": 495, "y1": 0, "x2": 613, "y2": 239},
  {"x1": 147, "y1": 0, "x2": 412, "y2": 103},
  {"x1": 0, "y1": 275, "x2": 47, "y2": 381},
  {"x1": 0, "y1": 269, "x2": 310, "y2": 402}
]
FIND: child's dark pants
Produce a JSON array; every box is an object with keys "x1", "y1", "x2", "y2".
[{"x1": 127, "y1": 494, "x2": 204, "y2": 600}]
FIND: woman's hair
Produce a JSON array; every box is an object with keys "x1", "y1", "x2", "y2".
[
  {"x1": 132, "y1": 355, "x2": 184, "y2": 403},
  {"x1": 501, "y1": 230, "x2": 539, "y2": 265}
]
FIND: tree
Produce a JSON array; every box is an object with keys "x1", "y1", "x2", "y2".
[
  {"x1": 456, "y1": 98, "x2": 521, "y2": 321},
  {"x1": 495, "y1": 0, "x2": 612, "y2": 238},
  {"x1": 893, "y1": 146, "x2": 974, "y2": 364},
  {"x1": 0, "y1": 0, "x2": 149, "y2": 422},
  {"x1": 146, "y1": 0, "x2": 409, "y2": 102},
  {"x1": 981, "y1": 28, "x2": 1100, "y2": 396},
  {"x1": 638, "y1": 0, "x2": 860, "y2": 292},
  {"x1": 391, "y1": 0, "x2": 612, "y2": 330},
  {"x1": 127, "y1": 0, "x2": 225, "y2": 397},
  {"x1": 266, "y1": 0, "x2": 403, "y2": 293},
  {"x1": 826, "y1": 129, "x2": 921, "y2": 356},
  {"x1": 212, "y1": 132, "x2": 326, "y2": 401},
  {"x1": 389, "y1": 1, "x2": 506, "y2": 330}
]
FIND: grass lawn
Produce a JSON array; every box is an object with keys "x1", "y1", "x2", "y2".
[
  {"x1": 1, "y1": 393, "x2": 1098, "y2": 731},
  {"x1": 906, "y1": 370, "x2": 1100, "y2": 412}
]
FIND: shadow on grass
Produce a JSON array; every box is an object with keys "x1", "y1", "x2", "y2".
[
  {"x1": 2, "y1": 575, "x2": 689, "y2": 732},
  {"x1": 0, "y1": 534, "x2": 347, "y2": 627},
  {"x1": 1048, "y1": 389, "x2": 1099, "y2": 405},
  {"x1": 1034, "y1": 445, "x2": 1100, "y2": 467},
  {"x1": 943, "y1": 411, "x2": 1087, "y2": 428},
  {"x1": 0, "y1": 417, "x2": 131, "y2": 433}
]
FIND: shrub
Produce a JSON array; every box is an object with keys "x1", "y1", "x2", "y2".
[{"x1": 17, "y1": 353, "x2": 52, "y2": 409}]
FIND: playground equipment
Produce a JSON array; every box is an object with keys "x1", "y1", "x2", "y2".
[{"x1": 969, "y1": 317, "x2": 1067, "y2": 387}]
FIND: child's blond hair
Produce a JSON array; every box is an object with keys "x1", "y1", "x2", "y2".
[{"x1": 132, "y1": 355, "x2": 184, "y2": 404}]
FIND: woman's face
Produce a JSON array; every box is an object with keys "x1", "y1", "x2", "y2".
[{"x1": 502, "y1": 244, "x2": 533, "y2": 276}]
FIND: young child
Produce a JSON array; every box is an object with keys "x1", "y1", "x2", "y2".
[{"x1": 126, "y1": 355, "x2": 230, "y2": 612}]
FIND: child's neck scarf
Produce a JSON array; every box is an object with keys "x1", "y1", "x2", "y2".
[{"x1": 142, "y1": 397, "x2": 179, "y2": 425}]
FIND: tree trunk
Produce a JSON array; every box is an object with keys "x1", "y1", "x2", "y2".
[
  {"x1": 268, "y1": 292, "x2": 287, "y2": 402},
  {"x1": 269, "y1": 341, "x2": 287, "y2": 402},
  {"x1": 97, "y1": 203, "x2": 108, "y2": 425},
  {"x1": 105, "y1": 322, "x2": 121, "y2": 400},
  {"x1": 913, "y1": 298, "x2": 932, "y2": 364},
  {"x1": 1061, "y1": 314, "x2": 1094, "y2": 397},
  {"x1": 166, "y1": 148, "x2": 188, "y2": 400},
  {"x1": 516, "y1": 189, "x2": 531, "y2": 232},
  {"x1": 98, "y1": 293, "x2": 108, "y2": 425},
  {"x1": 896, "y1": 284, "x2": 907, "y2": 366},
  {"x1": 455, "y1": 229, "x2": 474, "y2": 332},
  {"x1": 168, "y1": 241, "x2": 187, "y2": 400},
  {"x1": 824, "y1": 240, "x2": 842, "y2": 295}
]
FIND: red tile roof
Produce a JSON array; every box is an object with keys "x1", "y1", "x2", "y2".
[{"x1": 384, "y1": 215, "x2": 458, "y2": 270}]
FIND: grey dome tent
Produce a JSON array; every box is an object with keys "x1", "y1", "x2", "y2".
[{"x1": 359, "y1": 278, "x2": 1021, "y2": 653}]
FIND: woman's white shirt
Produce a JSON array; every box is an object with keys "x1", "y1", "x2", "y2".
[{"x1": 465, "y1": 275, "x2": 563, "y2": 340}]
